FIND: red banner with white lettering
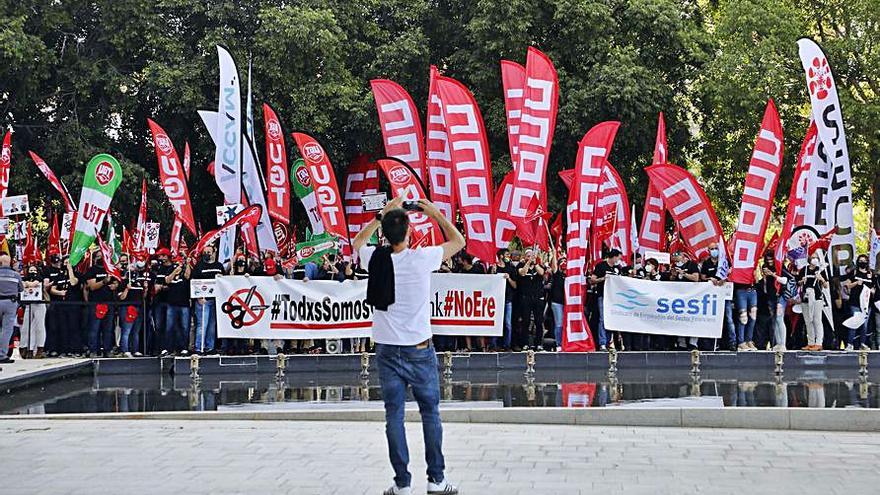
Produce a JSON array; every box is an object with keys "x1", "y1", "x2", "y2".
[
  {"x1": 291, "y1": 132, "x2": 351, "y2": 257},
  {"x1": 263, "y1": 104, "x2": 291, "y2": 224},
  {"x1": 728, "y1": 100, "x2": 784, "y2": 284},
  {"x1": 425, "y1": 66, "x2": 456, "y2": 222},
  {"x1": 344, "y1": 154, "x2": 380, "y2": 244},
  {"x1": 435, "y1": 75, "x2": 496, "y2": 262},
  {"x1": 28, "y1": 151, "x2": 75, "y2": 212},
  {"x1": 371, "y1": 79, "x2": 427, "y2": 182},
  {"x1": 377, "y1": 158, "x2": 441, "y2": 245},
  {"x1": 493, "y1": 171, "x2": 517, "y2": 250},
  {"x1": 193, "y1": 204, "x2": 263, "y2": 256},
  {"x1": 147, "y1": 119, "x2": 196, "y2": 235},
  {"x1": 563, "y1": 121, "x2": 620, "y2": 352},
  {"x1": 510, "y1": 48, "x2": 557, "y2": 242},
  {"x1": 645, "y1": 164, "x2": 723, "y2": 260},
  {"x1": 0, "y1": 131, "x2": 10, "y2": 214},
  {"x1": 500, "y1": 60, "x2": 527, "y2": 241},
  {"x1": 135, "y1": 178, "x2": 147, "y2": 253},
  {"x1": 776, "y1": 121, "x2": 818, "y2": 272},
  {"x1": 593, "y1": 160, "x2": 631, "y2": 261},
  {"x1": 639, "y1": 112, "x2": 668, "y2": 255}
]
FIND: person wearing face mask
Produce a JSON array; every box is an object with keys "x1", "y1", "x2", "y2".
[
  {"x1": 490, "y1": 249, "x2": 518, "y2": 352},
  {"x1": 117, "y1": 254, "x2": 148, "y2": 357},
  {"x1": 85, "y1": 249, "x2": 119, "y2": 357},
  {"x1": 44, "y1": 249, "x2": 79, "y2": 357},
  {"x1": 548, "y1": 250, "x2": 566, "y2": 352},
  {"x1": 0, "y1": 253, "x2": 22, "y2": 364},
  {"x1": 701, "y1": 243, "x2": 736, "y2": 351},
  {"x1": 798, "y1": 254, "x2": 828, "y2": 351},
  {"x1": 842, "y1": 254, "x2": 874, "y2": 350},
  {"x1": 517, "y1": 249, "x2": 547, "y2": 351},
  {"x1": 192, "y1": 244, "x2": 225, "y2": 355},
  {"x1": 671, "y1": 251, "x2": 701, "y2": 350},
  {"x1": 222, "y1": 253, "x2": 251, "y2": 355},
  {"x1": 590, "y1": 248, "x2": 623, "y2": 351},
  {"x1": 21, "y1": 263, "x2": 48, "y2": 359}
]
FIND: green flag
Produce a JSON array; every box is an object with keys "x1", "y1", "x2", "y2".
[
  {"x1": 293, "y1": 232, "x2": 338, "y2": 265},
  {"x1": 291, "y1": 158, "x2": 325, "y2": 235},
  {"x1": 69, "y1": 154, "x2": 123, "y2": 266},
  {"x1": 105, "y1": 215, "x2": 121, "y2": 264}
]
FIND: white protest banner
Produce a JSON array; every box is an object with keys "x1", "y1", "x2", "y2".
[
  {"x1": 144, "y1": 222, "x2": 160, "y2": 249},
  {"x1": 604, "y1": 275, "x2": 732, "y2": 338},
  {"x1": 361, "y1": 192, "x2": 387, "y2": 213},
  {"x1": 216, "y1": 204, "x2": 243, "y2": 225},
  {"x1": 60, "y1": 212, "x2": 74, "y2": 240},
  {"x1": 20, "y1": 285, "x2": 43, "y2": 302},
  {"x1": 190, "y1": 279, "x2": 217, "y2": 298},
  {"x1": 0, "y1": 218, "x2": 8, "y2": 236},
  {"x1": 643, "y1": 250, "x2": 670, "y2": 265},
  {"x1": 215, "y1": 274, "x2": 504, "y2": 340},
  {"x1": 11, "y1": 221, "x2": 26, "y2": 241},
  {"x1": 1, "y1": 194, "x2": 29, "y2": 216}
]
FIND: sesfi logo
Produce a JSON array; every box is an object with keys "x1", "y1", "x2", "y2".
[{"x1": 614, "y1": 289, "x2": 719, "y2": 317}]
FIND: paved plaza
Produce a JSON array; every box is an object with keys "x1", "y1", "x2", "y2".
[{"x1": 4, "y1": 419, "x2": 880, "y2": 494}]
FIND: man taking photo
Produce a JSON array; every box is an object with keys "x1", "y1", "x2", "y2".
[{"x1": 352, "y1": 197, "x2": 465, "y2": 495}]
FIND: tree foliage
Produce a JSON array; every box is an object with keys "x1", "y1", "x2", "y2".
[{"x1": 0, "y1": 0, "x2": 876, "y2": 243}]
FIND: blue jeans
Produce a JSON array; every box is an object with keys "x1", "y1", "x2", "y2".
[
  {"x1": 724, "y1": 300, "x2": 736, "y2": 348},
  {"x1": 152, "y1": 302, "x2": 168, "y2": 353},
  {"x1": 551, "y1": 302, "x2": 564, "y2": 347},
  {"x1": 597, "y1": 296, "x2": 607, "y2": 347},
  {"x1": 849, "y1": 304, "x2": 870, "y2": 347},
  {"x1": 118, "y1": 306, "x2": 142, "y2": 354},
  {"x1": 193, "y1": 299, "x2": 216, "y2": 352},
  {"x1": 166, "y1": 305, "x2": 191, "y2": 352},
  {"x1": 88, "y1": 305, "x2": 116, "y2": 354},
  {"x1": 376, "y1": 343, "x2": 445, "y2": 488},
  {"x1": 492, "y1": 301, "x2": 513, "y2": 349},
  {"x1": 734, "y1": 288, "x2": 757, "y2": 344}
]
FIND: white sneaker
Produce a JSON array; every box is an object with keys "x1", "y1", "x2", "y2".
[
  {"x1": 427, "y1": 479, "x2": 459, "y2": 494},
  {"x1": 556, "y1": 346, "x2": 563, "y2": 352},
  {"x1": 382, "y1": 485, "x2": 411, "y2": 495},
  {"x1": 123, "y1": 352, "x2": 133, "y2": 358},
  {"x1": 845, "y1": 344, "x2": 854, "y2": 351},
  {"x1": 133, "y1": 352, "x2": 143, "y2": 357},
  {"x1": 860, "y1": 344, "x2": 871, "y2": 351}
]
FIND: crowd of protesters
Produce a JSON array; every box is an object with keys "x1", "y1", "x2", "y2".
[{"x1": 0, "y1": 238, "x2": 877, "y2": 364}]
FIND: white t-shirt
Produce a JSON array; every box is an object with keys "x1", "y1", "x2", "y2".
[{"x1": 359, "y1": 245, "x2": 444, "y2": 345}]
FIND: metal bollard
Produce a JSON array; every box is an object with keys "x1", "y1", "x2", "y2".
[
  {"x1": 525, "y1": 350, "x2": 536, "y2": 376},
  {"x1": 607, "y1": 348, "x2": 618, "y2": 377},
  {"x1": 859, "y1": 375, "x2": 869, "y2": 400},
  {"x1": 189, "y1": 353, "x2": 200, "y2": 380},
  {"x1": 858, "y1": 349, "x2": 868, "y2": 376},
  {"x1": 276, "y1": 353, "x2": 287, "y2": 379},
  {"x1": 360, "y1": 352, "x2": 370, "y2": 379},
  {"x1": 774, "y1": 350, "x2": 784, "y2": 375},
  {"x1": 690, "y1": 349, "x2": 701, "y2": 375},
  {"x1": 443, "y1": 351, "x2": 453, "y2": 379}
]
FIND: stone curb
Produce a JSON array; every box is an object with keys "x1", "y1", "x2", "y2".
[
  {"x1": 2, "y1": 407, "x2": 879, "y2": 431},
  {"x1": 0, "y1": 359, "x2": 92, "y2": 392}
]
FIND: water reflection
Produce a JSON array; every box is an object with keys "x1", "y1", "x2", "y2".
[{"x1": 2, "y1": 370, "x2": 878, "y2": 415}]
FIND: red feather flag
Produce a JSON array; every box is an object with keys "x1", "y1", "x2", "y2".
[
  {"x1": 377, "y1": 158, "x2": 441, "y2": 245},
  {"x1": 434, "y1": 75, "x2": 496, "y2": 261},
  {"x1": 728, "y1": 100, "x2": 784, "y2": 285},
  {"x1": 563, "y1": 121, "x2": 620, "y2": 352},
  {"x1": 193, "y1": 205, "x2": 263, "y2": 257},
  {"x1": 776, "y1": 121, "x2": 819, "y2": 274},
  {"x1": 639, "y1": 113, "x2": 668, "y2": 255},
  {"x1": 425, "y1": 65, "x2": 456, "y2": 222},
  {"x1": 23, "y1": 223, "x2": 42, "y2": 265},
  {"x1": 48, "y1": 213, "x2": 61, "y2": 255},
  {"x1": 263, "y1": 103, "x2": 291, "y2": 224},
  {"x1": 370, "y1": 79, "x2": 427, "y2": 182},
  {"x1": 493, "y1": 171, "x2": 517, "y2": 250},
  {"x1": 28, "y1": 151, "x2": 76, "y2": 212},
  {"x1": 344, "y1": 154, "x2": 379, "y2": 244},
  {"x1": 0, "y1": 131, "x2": 10, "y2": 215},
  {"x1": 808, "y1": 228, "x2": 836, "y2": 256},
  {"x1": 147, "y1": 119, "x2": 197, "y2": 235},
  {"x1": 96, "y1": 234, "x2": 121, "y2": 280}
]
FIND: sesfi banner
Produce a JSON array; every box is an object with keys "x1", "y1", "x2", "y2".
[
  {"x1": 215, "y1": 274, "x2": 505, "y2": 340},
  {"x1": 603, "y1": 275, "x2": 733, "y2": 339}
]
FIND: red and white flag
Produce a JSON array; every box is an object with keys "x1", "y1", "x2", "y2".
[
  {"x1": 500, "y1": 60, "x2": 527, "y2": 242},
  {"x1": 377, "y1": 158, "x2": 441, "y2": 245},
  {"x1": 425, "y1": 66, "x2": 456, "y2": 221},
  {"x1": 509, "y1": 48, "x2": 557, "y2": 242},
  {"x1": 563, "y1": 121, "x2": 620, "y2": 352},
  {"x1": 435, "y1": 75, "x2": 496, "y2": 262},
  {"x1": 96, "y1": 234, "x2": 122, "y2": 280},
  {"x1": 645, "y1": 164, "x2": 724, "y2": 260},
  {"x1": 493, "y1": 171, "x2": 517, "y2": 250},
  {"x1": 344, "y1": 154, "x2": 379, "y2": 244},
  {"x1": 147, "y1": 119, "x2": 196, "y2": 235},
  {"x1": 639, "y1": 112, "x2": 668, "y2": 255},
  {"x1": 371, "y1": 79, "x2": 426, "y2": 182},
  {"x1": 28, "y1": 151, "x2": 75, "y2": 212},
  {"x1": 263, "y1": 103, "x2": 291, "y2": 224},
  {"x1": 193, "y1": 204, "x2": 263, "y2": 256},
  {"x1": 593, "y1": 160, "x2": 631, "y2": 261},
  {"x1": 728, "y1": 100, "x2": 784, "y2": 285},
  {"x1": 135, "y1": 178, "x2": 147, "y2": 253},
  {"x1": 291, "y1": 132, "x2": 351, "y2": 257},
  {"x1": 0, "y1": 131, "x2": 11, "y2": 215},
  {"x1": 777, "y1": 121, "x2": 818, "y2": 271}
]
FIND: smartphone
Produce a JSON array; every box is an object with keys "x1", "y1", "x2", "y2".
[{"x1": 403, "y1": 200, "x2": 423, "y2": 212}]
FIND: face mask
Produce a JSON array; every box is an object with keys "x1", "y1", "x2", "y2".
[
  {"x1": 202, "y1": 254, "x2": 211, "y2": 262},
  {"x1": 645, "y1": 265, "x2": 654, "y2": 273},
  {"x1": 858, "y1": 260, "x2": 868, "y2": 269},
  {"x1": 135, "y1": 261, "x2": 145, "y2": 269},
  {"x1": 810, "y1": 258, "x2": 820, "y2": 267},
  {"x1": 27, "y1": 271, "x2": 38, "y2": 279},
  {"x1": 709, "y1": 249, "x2": 719, "y2": 258},
  {"x1": 675, "y1": 261, "x2": 684, "y2": 267}
]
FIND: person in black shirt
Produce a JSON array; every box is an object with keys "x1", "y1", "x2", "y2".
[
  {"x1": 85, "y1": 249, "x2": 119, "y2": 357},
  {"x1": 154, "y1": 248, "x2": 192, "y2": 355},
  {"x1": 117, "y1": 254, "x2": 147, "y2": 356},
  {"x1": 489, "y1": 249, "x2": 518, "y2": 351},
  {"x1": 670, "y1": 251, "x2": 701, "y2": 350},
  {"x1": 548, "y1": 251, "x2": 566, "y2": 351},
  {"x1": 843, "y1": 254, "x2": 873, "y2": 350},
  {"x1": 458, "y1": 253, "x2": 487, "y2": 352},
  {"x1": 700, "y1": 242, "x2": 736, "y2": 351},
  {"x1": 590, "y1": 248, "x2": 622, "y2": 351},
  {"x1": 517, "y1": 249, "x2": 546, "y2": 351},
  {"x1": 192, "y1": 244, "x2": 225, "y2": 354},
  {"x1": 44, "y1": 249, "x2": 79, "y2": 357}
]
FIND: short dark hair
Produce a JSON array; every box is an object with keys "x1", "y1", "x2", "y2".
[
  {"x1": 496, "y1": 248, "x2": 509, "y2": 258},
  {"x1": 382, "y1": 209, "x2": 409, "y2": 245},
  {"x1": 606, "y1": 248, "x2": 622, "y2": 259}
]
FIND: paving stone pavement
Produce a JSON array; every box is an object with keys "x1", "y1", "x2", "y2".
[{"x1": 4, "y1": 419, "x2": 880, "y2": 495}]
